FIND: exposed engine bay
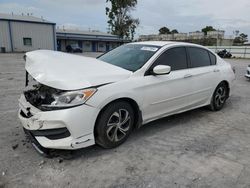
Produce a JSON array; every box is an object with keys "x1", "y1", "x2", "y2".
[{"x1": 24, "y1": 72, "x2": 63, "y2": 111}]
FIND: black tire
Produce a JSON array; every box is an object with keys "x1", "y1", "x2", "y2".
[
  {"x1": 209, "y1": 82, "x2": 228, "y2": 111},
  {"x1": 95, "y1": 101, "x2": 134, "y2": 149}
]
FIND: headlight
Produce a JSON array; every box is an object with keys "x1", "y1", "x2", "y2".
[{"x1": 42, "y1": 88, "x2": 97, "y2": 109}]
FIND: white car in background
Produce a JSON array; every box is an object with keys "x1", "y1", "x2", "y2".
[
  {"x1": 245, "y1": 65, "x2": 250, "y2": 80},
  {"x1": 18, "y1": 41, "x2": 235, "y2": 155}
]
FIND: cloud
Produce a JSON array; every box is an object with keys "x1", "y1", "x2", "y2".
[
  {"x1": 0, "y1": 2, "x2": 42, "y2": 15},
  {"x1": 134, "y1": 0, "x2": 250, "y2": 36},
  {"x1": 0, "y1": 0, "x2": 249, "y2": 37}
]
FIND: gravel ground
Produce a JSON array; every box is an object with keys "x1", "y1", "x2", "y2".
[{"x1": 0, "y1": 53, "x2": 250, "y2": 188}]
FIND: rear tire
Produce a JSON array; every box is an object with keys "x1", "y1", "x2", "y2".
[
  {"x1": 95, "y1": 101, "x2": 134, "y2": 149},
  {"x1": 209, "y1": 82, "x2": 228, "y2": 111}
]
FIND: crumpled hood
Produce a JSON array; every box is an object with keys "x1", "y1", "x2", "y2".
[{"x1": 25, "y1": 50, "x2": 132, "y2": 90}]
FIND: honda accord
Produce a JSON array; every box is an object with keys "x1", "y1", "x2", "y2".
[{"x1": 18, "y1": 41, "x2": 235, "y2": 154}]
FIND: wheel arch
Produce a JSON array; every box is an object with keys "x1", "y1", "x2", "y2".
[
  {"x1": 94, "y1": 97, "x2": 143, "y2": 139},
  {"x1": 220, "y1": 80, "x2": 230, "y2": 98}
]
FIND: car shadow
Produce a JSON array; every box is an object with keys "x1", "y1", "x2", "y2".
[{"x1": 49, "y1": 106, "x2": 212, "y2": 160}]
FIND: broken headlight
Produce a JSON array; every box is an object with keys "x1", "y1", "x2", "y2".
[{"x1": 42, "y1": 88, "x2": 97, "y2": 109}]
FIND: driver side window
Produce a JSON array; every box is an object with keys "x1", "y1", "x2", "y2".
[{"x1": 153, "y1": 47, "x2": 188, "y2": 71}]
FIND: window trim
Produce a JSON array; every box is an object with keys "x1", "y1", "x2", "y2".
[
  {"x1": 187, "y1": 46, "x2": 216, "y2": 68},
  {"x1": 208, "y1": 51, "x2": 217, "y2": 65},
  {"x1": 23, "y1": 37, "x2": 32, "y2": 46},
  {"x1": 145, "y1": 46, "x2": 189, "y2": 76}
]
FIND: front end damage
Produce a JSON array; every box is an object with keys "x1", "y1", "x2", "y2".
[
  {"x1": 24, "y1": 75, "x2": 61, "y2": 111},
  {"x1": 18, "y1": 50, "x2": 131, "y2": 155},
  {"x1": 18, "y1": 72, "x2": 99, "y2": 154}
]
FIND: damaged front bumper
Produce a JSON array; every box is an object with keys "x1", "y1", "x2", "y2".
[{"x1": 18, "y1": 94, "x2": 100, "y2": 150}]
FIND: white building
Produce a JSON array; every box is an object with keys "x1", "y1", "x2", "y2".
[
  {"x1": 0, "y1": 13, "x2": 56, "y2": 52},
  {"x1": 139, "y1": 33, "x2": 188, "y2": 41},
  {"x1": 173, "y1": 33, "x2": 188, "y2": 40},
  {"x1": 56, "y1": 29, "x2": 129, "y2": 52},
  {"x1": 189, "y1": 31, "x2": 205, "y2": 39},
  {"x1": 207, "y1": 30, "x2": 225, "y2": 39},
  {"x1": 160, "y1": 34, "x2": 173, "y2": 41}
]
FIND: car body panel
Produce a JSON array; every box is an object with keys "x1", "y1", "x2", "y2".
[
  {"x1": 19, "y1": 41, "x2": 235, "y2": 150},
  {"x1": 25, "y1": 50, "x2": 132, "y2": 90},
  {"x1": 18, "y1": 93, "x2": 99, "y2": 149}
]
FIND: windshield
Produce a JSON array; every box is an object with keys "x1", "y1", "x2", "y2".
[{"x1": 98, "y1": 44, "x2": 160, "y2": 71}]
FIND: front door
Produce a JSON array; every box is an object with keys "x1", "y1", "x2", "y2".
[{"x1": 141, "y1": 47, "x2": 193, "y2": 122}]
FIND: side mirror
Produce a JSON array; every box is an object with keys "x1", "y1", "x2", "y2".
[{"x1": 152, "y1": 65, "x2": 171, "y2": 75}]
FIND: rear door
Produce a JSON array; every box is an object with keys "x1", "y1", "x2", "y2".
[{"x1": 186, "y1": 47, "x2": 219, "y2": 106}]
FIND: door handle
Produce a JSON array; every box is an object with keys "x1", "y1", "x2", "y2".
[
  {"x1": 184, "y1": 74, "x2": 192, "y2": 78},
  {"x1": 214, "y1": 69, "x2": 220, "y2": 72}
]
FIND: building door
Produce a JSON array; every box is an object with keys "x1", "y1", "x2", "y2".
[
  {"x1": 78, "y1": 41, "x2": 82, "y2": 48},
  {"x1": 57, "y1": 40, "x2": 61, "y2": 51},
  {"x1": 92, "y1": 41, "x2": 96, "y2": 52},
  {"x1": 106, "y1": 42, "x2": 110, "y2": 51}
]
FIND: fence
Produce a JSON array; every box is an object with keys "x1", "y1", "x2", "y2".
[{"x1": 207, "y1": 46, "x2": 250, "y2": 58}]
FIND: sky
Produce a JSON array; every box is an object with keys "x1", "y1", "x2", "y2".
[{"x1": 0, "y1": 0, "x2": 250, "y2": 39}]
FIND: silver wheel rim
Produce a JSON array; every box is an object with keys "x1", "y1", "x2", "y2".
[
  {"x1": 106, "y1": 109, "x2": 131, "y2": 142},
  {"x1": 215, "y1": 86, "x2": 226, "y2": 107}
]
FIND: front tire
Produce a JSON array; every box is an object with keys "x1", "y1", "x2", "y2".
[
  {"x1": 209, "y1": 82, "x2": 228, "y2": 111},
  {"x1": 95, "y1": 101, "x2": 134, "y2": 149}
]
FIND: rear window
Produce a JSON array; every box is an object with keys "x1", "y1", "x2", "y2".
[{"x1": 188, "y1": 47, "x2": 211, "y2": 68}]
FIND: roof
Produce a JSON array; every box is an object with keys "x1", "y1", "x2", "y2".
[
  {"x1": 131, "y1": 41, "x2": 174, "y2": 46},
  {"x1": 56, "y1": 29, "x2": 130, "y2": 42},
  {"x1": 0, "y1": 13, "x2": 55, "y2": 24},
  {"x1": 131, "y1": 41, "x2": 206, "y2": 48},
  {"x1": 56, "y1": 29, "x2": 117, "y2": 37}
]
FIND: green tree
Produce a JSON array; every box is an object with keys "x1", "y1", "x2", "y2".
[
  {"x1": 239, "y1": 33, "x2": 248, "y2": 42},
  {"x1": 106, "y1": 0, "x2": 139, "y2": 40},
  {"x1": 171, "y1": 29, "x2": 179, "y2": 34},
  {"x1": 234, "y1": 33, "x2": 248, "y2": 44},
  {"x1": 159, "y1": 27, "x2": 170, "y2": 34},
  {"x1": 202, "y1": 26, "x2": 216, "y2": 35}
]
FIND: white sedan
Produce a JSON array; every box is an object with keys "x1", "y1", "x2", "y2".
[{"x1": 18, "y1": 41, "x2": 235, "y2": 154}]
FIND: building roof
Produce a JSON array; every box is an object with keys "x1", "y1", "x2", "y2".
[
  {"x1": 56, "y1": 29, "x2": 116, "y2": 37},
  {"x1": 0, "y1": 13, "x2": 55, "y2": 24},
  {"x1": 56, "y1": 29, "x2": 130, "y2": 42}
]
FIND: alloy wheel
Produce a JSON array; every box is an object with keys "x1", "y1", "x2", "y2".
[
  {"x1": 214, "y1": 86, "x2": 226, "y2": 107},
  {"x1": 106, "y1": 109, "x2": 131, "y2": 142}
]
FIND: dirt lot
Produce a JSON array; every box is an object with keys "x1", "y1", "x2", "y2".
[{"x1": 0, "y1": 53, "x2": 250, "y2": 188}]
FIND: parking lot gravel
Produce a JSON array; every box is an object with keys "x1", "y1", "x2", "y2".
[{"x1": 0, "y1": 53, "x2": 250, "y2": 188}]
